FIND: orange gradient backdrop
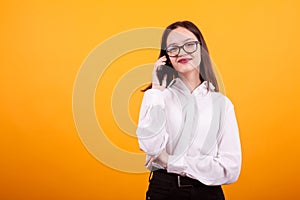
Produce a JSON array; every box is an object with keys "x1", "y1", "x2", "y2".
[{"x1": 1, "y1": 0, "x2": 299, "y2": 199}]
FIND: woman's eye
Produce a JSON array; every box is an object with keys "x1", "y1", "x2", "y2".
[
  {"x1": 185, "y1": 42, "x2": 195, "y2": 47},
  {"x1": 168, "y1": 47, "x2": 178, "y2": 52}
]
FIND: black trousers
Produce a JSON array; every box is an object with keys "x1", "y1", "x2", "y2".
[{"x1": 146, "y1": 169, "x2": 225, "y2": 200}]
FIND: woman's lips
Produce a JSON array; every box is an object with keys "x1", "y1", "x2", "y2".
[{"x1": 177, "y1": 58, "x2": 192, "y2": 64}]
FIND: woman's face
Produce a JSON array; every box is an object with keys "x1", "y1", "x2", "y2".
[{"x1": 166, "y1": 27, "x2": 201, "y2": 76}]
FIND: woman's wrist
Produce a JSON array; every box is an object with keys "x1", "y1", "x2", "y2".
[{"x1": 152, "y1": 83, "x2": 165, "y2": 91}]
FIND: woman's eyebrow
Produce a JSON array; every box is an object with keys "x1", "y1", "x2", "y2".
[{"x1": 168, "y1": 38, "x2": 194, "y2": 46}]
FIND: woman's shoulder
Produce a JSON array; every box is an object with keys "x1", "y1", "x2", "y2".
[{"x1": 210, "y1": 91, "x2": 235, "y2": 109}]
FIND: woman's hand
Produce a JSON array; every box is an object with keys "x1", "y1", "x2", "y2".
[
  {"x1": 144, "y1": 149, "x2": 169, "y2": 169},
  {"x1": 155, "y1": 149, "x2": 169, "y2": 169},
  {"x1": 152, "y1": 56, "x2": 167, "y2": 91}
]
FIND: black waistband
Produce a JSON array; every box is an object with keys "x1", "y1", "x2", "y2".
[{"x1": 152, "y1": 169, "x2": 207, "y2": 187}]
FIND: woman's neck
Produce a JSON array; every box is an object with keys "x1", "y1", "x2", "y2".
[{"x1": 179, "y1": 71, "x2": 201, "y2": 92}]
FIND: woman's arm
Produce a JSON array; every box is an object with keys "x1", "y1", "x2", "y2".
[
  {"x1": 136, "y1": 55, "x2": 171, "y2": 161},
  {"x1": 136, "y1": 89, "x2": 169, "y2": 158},
  {"x1": 166, "y1": 103, "x2": 242, "y2": 185}
]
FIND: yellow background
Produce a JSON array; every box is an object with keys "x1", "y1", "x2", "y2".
[{"x1": 1, "y1": 0, "x2": 299, "y2": 199}]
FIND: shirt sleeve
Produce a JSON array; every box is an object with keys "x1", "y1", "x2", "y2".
[
  {"x1": 167, "y1": 101, "x2": 242, "y2": 185},
  {"x1": 136, "y1": 89, "x2": 169, "y2": 158}
]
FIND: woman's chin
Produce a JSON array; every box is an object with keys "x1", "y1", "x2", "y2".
[{"x1": 176, "y1": 66, "x2": 199, "y2": 75}]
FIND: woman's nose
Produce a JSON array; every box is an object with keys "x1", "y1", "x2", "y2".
[{"x1": 177, "y1": 47, "x2": 187, "y2": 57}]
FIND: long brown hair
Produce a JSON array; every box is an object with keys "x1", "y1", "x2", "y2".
[{"x1": 143, "y1": 21, "x2": 219, "y2": 92}]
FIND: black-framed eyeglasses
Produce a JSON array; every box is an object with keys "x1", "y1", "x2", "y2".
[{"x1": 166, "y1": 41, "x2": 200, "y2": 57}]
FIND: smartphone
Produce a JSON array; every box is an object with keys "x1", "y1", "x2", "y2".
[{"x1": 157, "y1": 57, "x2": 176, "y2": 87}]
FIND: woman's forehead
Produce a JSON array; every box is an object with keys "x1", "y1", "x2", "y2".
[{"x1": 166, "y1": 27, "x2": 197, "y2": 46}]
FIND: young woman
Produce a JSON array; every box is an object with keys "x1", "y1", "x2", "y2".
[{"x1": 136, "y1": 21, "x2": 241, "y2": 200}]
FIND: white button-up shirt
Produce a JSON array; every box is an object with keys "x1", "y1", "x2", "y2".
[{"x1": 136, "y1": 78, "x2": 242, "y2": 186}]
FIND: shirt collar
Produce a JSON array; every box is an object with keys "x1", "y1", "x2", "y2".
[{"x1": 169, "y1": 77, "x2": 215, "y2": 96}]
